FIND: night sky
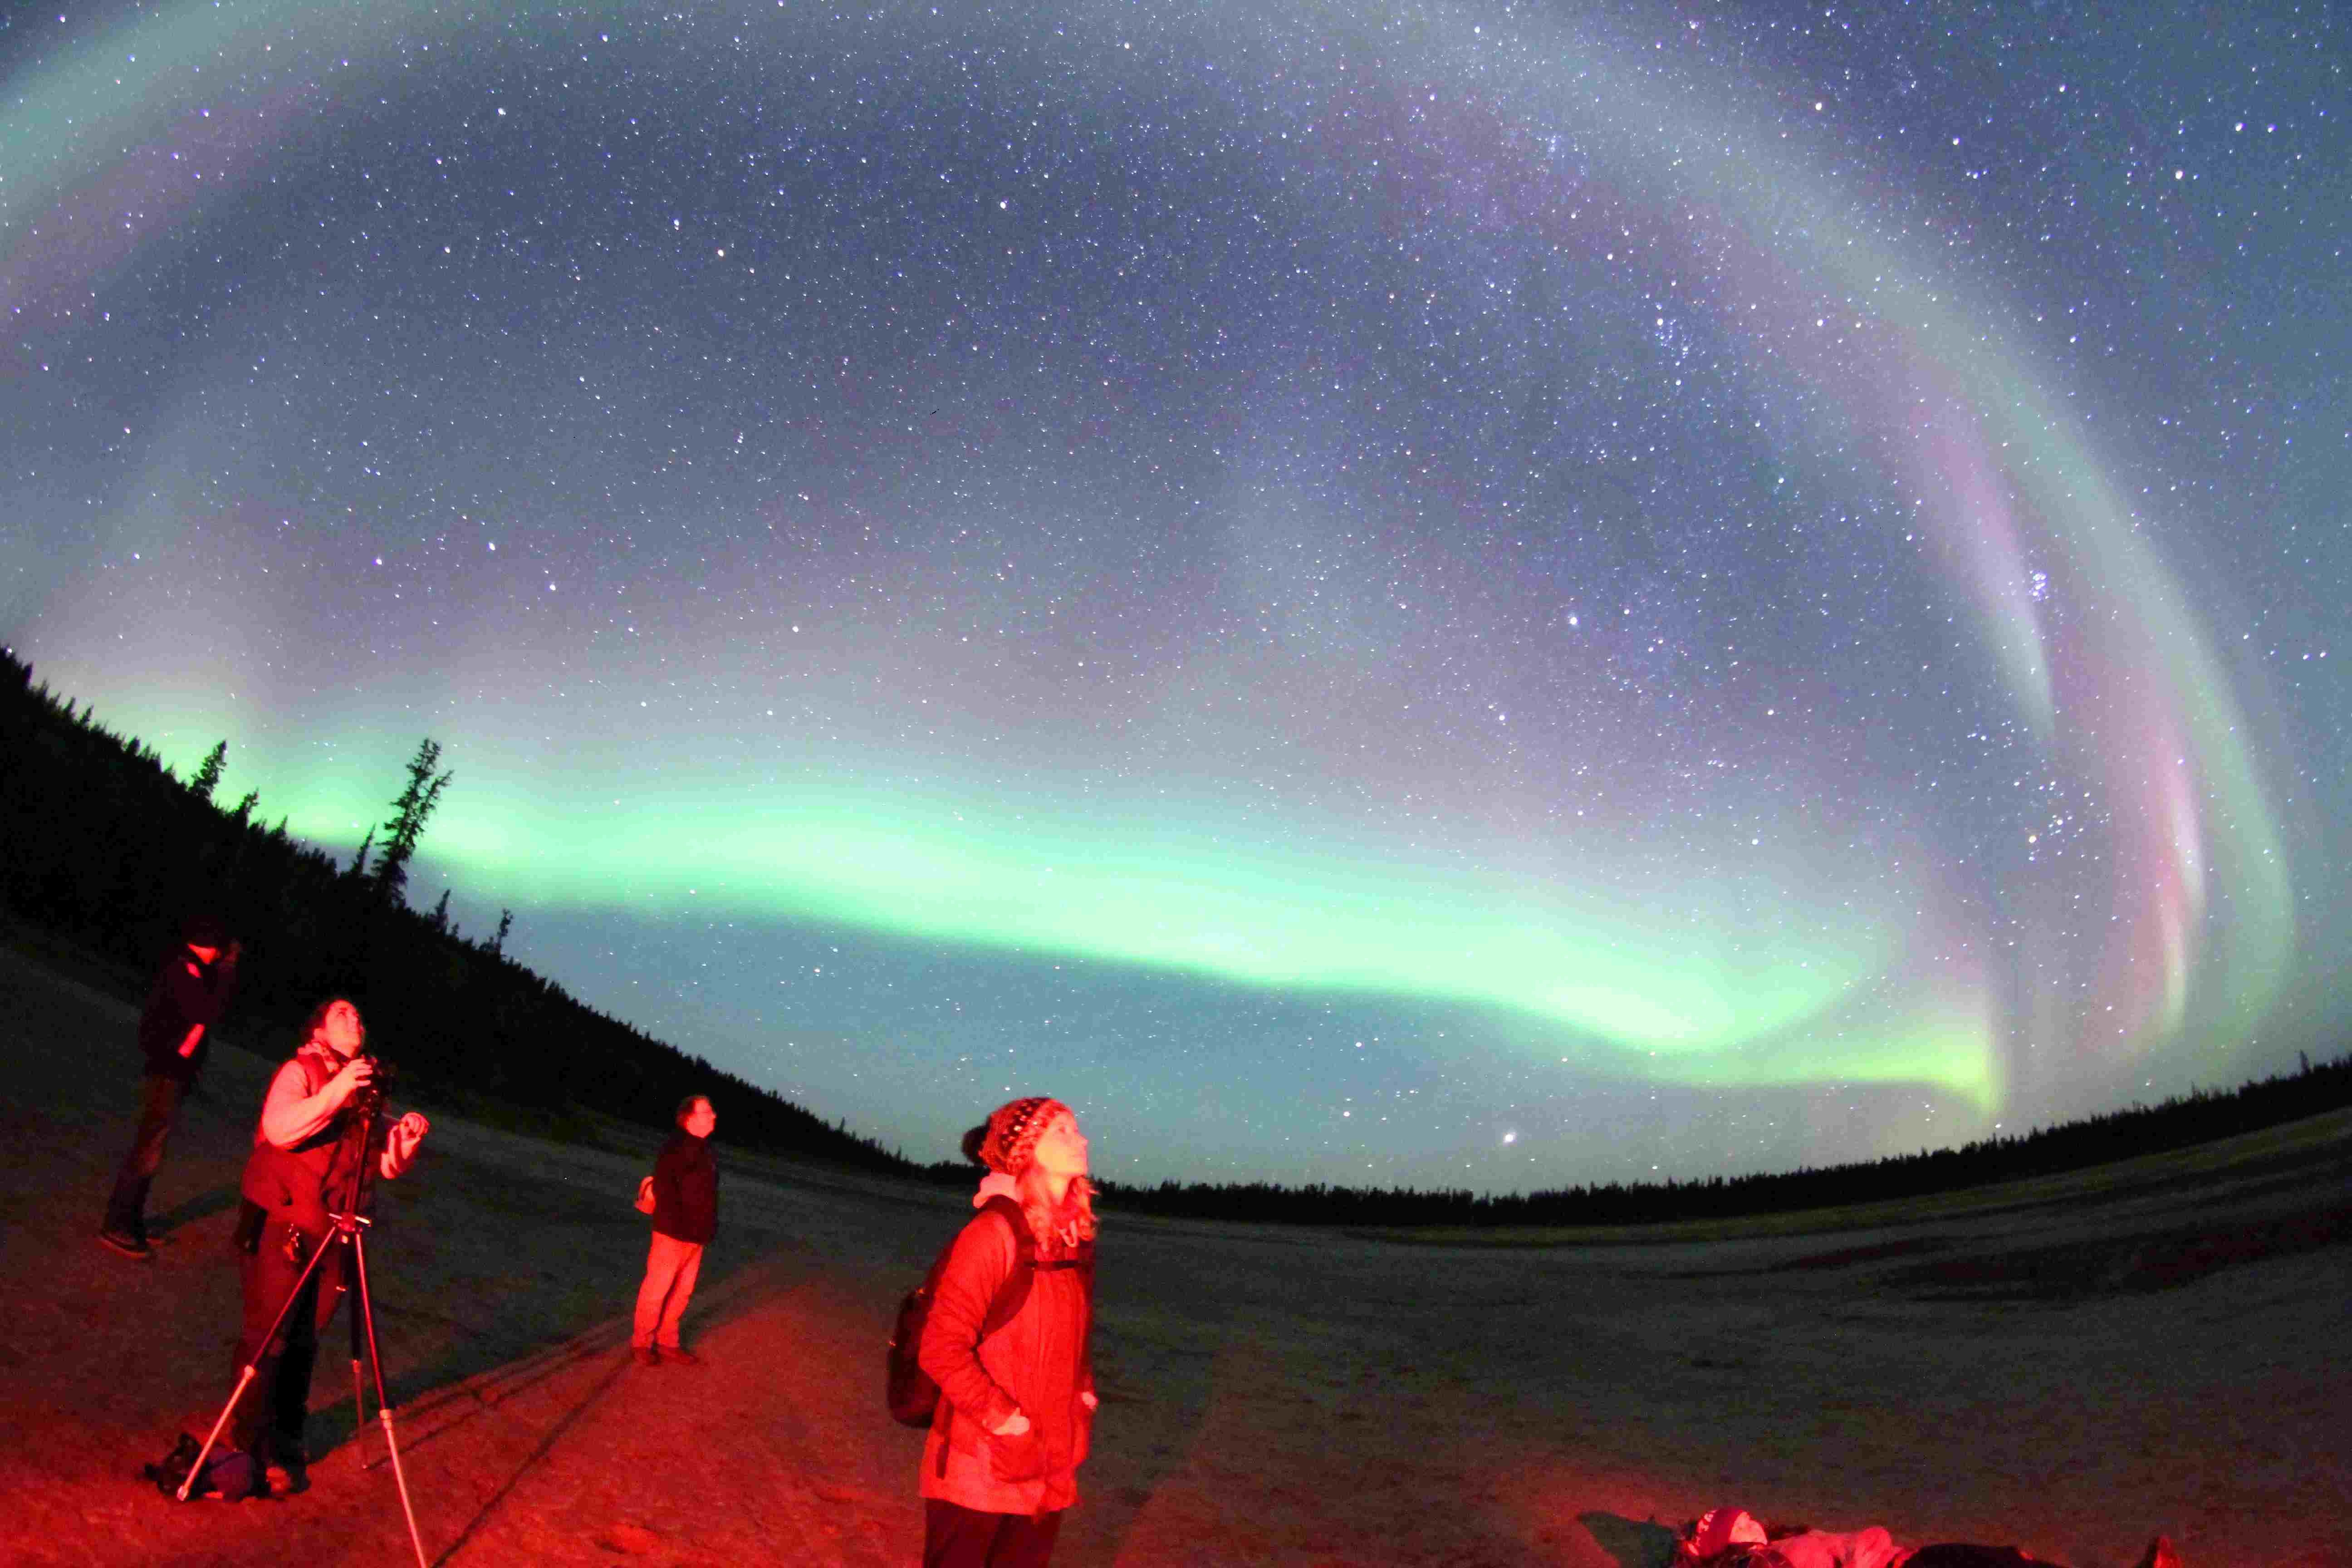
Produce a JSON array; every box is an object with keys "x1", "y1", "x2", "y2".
[{"x1": 4, "y1": 0, "x2": 2345, "y2": 1191}]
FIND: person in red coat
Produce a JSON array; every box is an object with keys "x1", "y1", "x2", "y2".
[
  {"x1": 632, "y1": 1093, "x2": 719, "y2": 1366},
  {"x1": 917, "y1": 1096, "x2": 1099, "y2": 1568}
]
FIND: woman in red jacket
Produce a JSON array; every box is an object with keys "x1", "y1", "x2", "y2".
[{"x1": 917, "y1": 1096, "x2": 1099, "y2": 1568}]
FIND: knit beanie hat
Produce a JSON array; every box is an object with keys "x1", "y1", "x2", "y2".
[{"x1": 973, "y1": 1096, "x2": 1071, "y2": 1176}]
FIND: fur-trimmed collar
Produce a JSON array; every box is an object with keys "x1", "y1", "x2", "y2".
[{"x1": 971, "y1": 1171, "x2": 1019, "y2": 1208}]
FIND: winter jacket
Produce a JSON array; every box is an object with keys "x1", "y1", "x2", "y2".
[
  {"x1": 240, "y1": 1044, "x2": 372, "y2": 1238},
  {"x1": 1761, "y1": 1530, "x2": 1911, "y2": 1568},
  {"x1": 917, "y1": 1187, "x2": 1095, "y2": 1516},
  {"x1": 136, "y1": 943, "x2": 239, "y2": 1084},
  {"x1": 652, "y1": 1130, "x2": 719, "y2": 1244}
]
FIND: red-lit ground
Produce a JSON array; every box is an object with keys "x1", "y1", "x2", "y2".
[{"x1": 1, "y1": 941, "x2": 2345, "y2": 1568}]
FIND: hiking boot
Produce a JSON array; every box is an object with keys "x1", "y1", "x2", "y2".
[
  {"x1": 657, "y1": 1344, "x2": 701, "y2": 1366},
  {"x1": 264, "y1": 1460, "x2": 309, "y2": 1497},
  {"x1": 631, "y1": 1345, "x2": 660, "y2": 1367},
  {"x1": 98, "y1": 1227, "x2": 152, "y2": 1260}
]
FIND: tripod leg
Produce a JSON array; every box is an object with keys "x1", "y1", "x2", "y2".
[
  {"x1": 177, "y1": 1220, "x2": 340, "y2": 1501},
  {"x1": 351, "y1": 1358, "x2": 370, "y2": 1467},
  {"x1": 348, "y1": 1245, "x2": 371, "y2": 1467},
  {"x1": 380, "y1": 1408, "x2": 431, "y2": 1568},
  {"x1": 350, "y1": 1229, "x2": 431, "y2": 1568},
  {"x1": 177, "y1": 1367, "x2": 259, "y2": 1502}
]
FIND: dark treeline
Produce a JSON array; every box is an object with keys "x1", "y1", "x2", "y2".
[
  {"x1": 1086, "y1": 1050, "x2": 2352, "y2": 1228},
  {"x1": 4, "y1": 645, "x2": 2343, "y2": 1224},
  {"x1": 0, "y1": 647, "x2": 907, "y2": 1173}
]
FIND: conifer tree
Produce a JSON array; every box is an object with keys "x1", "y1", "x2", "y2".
[
  {"x1": 348, "y1": 826, "x2": 375, "y2": 879},
  {"x1": 493, "y1": 907, "x2": 514, "y2": 957},
  {"x1": 189, "y1": 740, "x2": 228, "y2": 803},
  {"x1": 231, "y1": 789, "x2": 260, "y2": 826},
  {"x1": 430, "y1": 888, "x2": 452, "y2": 932},
  {"x1": 372, "y1": 738, "x2": 453, "y2": 907}
]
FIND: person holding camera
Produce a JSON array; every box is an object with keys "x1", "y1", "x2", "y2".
[
  {"x1": 216, "y1": 997, "x2": 427, "y2": 1501},
  {"x1": 98, "y1": 912, "x2": 242, "y2": 1259}
]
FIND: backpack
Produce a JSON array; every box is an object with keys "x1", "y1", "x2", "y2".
[{"x1": 886, "y1": 1196, "x2": 1034, "y2": 1427}]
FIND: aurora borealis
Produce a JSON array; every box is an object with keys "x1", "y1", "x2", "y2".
[{"x1": 3, "y1": 0, "x2": 2344, "y2": 1190}]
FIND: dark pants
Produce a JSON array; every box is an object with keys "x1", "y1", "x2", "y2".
[
  {"x1": 229, "y1": 1215, "x2": 351, "y2": 1464},
  {"x1": 103, "y1": 1073, "x2": 185, "y2": 1239},
  {"x1": 923, "y1": 1500, "x2": 1063, "y2": 1568}
]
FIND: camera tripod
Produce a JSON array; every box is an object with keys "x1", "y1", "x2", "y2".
[{"x1": 178, "y1": 1086, "x2": 429, "y2": 1568}]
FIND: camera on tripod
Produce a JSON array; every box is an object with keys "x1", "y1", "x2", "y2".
[{"x1": 351, "y1": 1054, "x2": 399, "y2": 1114}]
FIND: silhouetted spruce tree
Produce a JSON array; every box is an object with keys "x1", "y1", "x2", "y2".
[
  {"x1": 430, "y1": 887, "x2": 452, "y2": 932},
  {"x1": 493, "y1": 907, "x2": 514, "y2": 956},
  {"x1": 189, "y1": 740, "x2": 228, "y2": 803},
  {"x1": 231, "y1": 789, "x2": 259, "y2": 826},
  {"x1": 348, "y1": 826, "x2": 374, "y2": 879},
  {"x1": 371, "y1": 737, "x2": 452, "y2": 907}
]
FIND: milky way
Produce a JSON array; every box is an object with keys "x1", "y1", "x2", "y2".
[{"x1": 4, "y1": 0, "x2": 2345, "y2": 1189}]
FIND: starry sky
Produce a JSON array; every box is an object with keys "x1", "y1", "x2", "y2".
[{"x1": 4, "y1": 0, "x2": 2345, "y2": 1192}]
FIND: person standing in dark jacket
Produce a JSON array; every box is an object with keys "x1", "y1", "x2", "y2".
[
  {"x1": 99, "y1": 912, "x2": 242, "y2": 1259},
  {"x1": 632, "y1": 1093, "x2": 718, "y2": 1366}
]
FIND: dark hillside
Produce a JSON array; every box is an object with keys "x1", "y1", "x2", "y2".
[{"x1": 0, "y1": 646, "x2": 909, "y2": 1173}]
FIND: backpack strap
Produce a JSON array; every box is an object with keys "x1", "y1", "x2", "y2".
[{"x1": 971, "y1": 1195, "x2": 1035, "y2": 1339}]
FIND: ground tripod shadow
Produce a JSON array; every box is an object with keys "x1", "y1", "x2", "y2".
[
  {"x1": 415, "y1": 1348, "x2": 636, "y2": 1568},
  {"x1": 299, "y1": 1223, "x2": 809, "y2": 1465},
  {"x1": 286, "y1": 1133, "x2": 817, "y2": 1468}
]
